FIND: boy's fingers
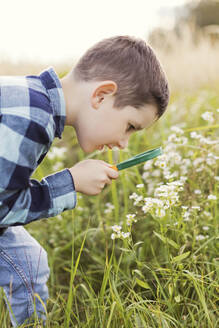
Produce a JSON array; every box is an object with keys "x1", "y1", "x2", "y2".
[{"x1": 107, "y1": 167, "x2": 119, "y2": 179}]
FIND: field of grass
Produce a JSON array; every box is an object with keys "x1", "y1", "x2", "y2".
[{"x1": 0, "y1": 83, "x2": 218, "y2": 327}]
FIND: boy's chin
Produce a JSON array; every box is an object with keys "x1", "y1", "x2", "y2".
[{"x1": 81, "y1": 144, "x2": 95, "y2": 154}]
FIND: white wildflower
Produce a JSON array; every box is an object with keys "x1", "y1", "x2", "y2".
[
  {"x1": 200, "y1": 137, "x2": 217, "y2": 145},
  {"x1": 136, "y1": 183, "x2": 144, "y2": 189},
  {"x1": 121, "y1": 232, "x2": 131, "y2": 239},
  {"x1": 129, "y1": 192, "x2": 139, "y2": 200},
  {"x1": 126, "y1": 214, "x2": 137, "y2": 226},
  {"x1": 208, "y1": 194, "x2": 217, "y2": 200},
  {"x1": 112, "y1": 225, "x2": 122, "y2": 233},
  {"x1": 152, "y1": 169, "x2": 161, "y2": 177},
  {"x1": 111, "y1": 233, "x2": 116, "y2": 240},
  {"x1": 133, "y1": 195, "x2": 143, "y2": 205},
  {"x1": 142, "y1": 171, "x2": 150, "y2": 180},
  {"x1": 190, "y1": 131, "x2": 202, "y2": 139},
  {"x1": 206, "y1": 157, "x2": 216, "y2": 166},
  {"x1": 196, "y1": 165, "x2": 205, "y2": 172},
  {"x1": 155, "y1": 160, "x2": 167, "y2": 169},
  {"x1": 202, "y1": 226, "x2": 209, "y2": 231},
  {"x1": 194, "y1": 189, "x2": 201, "y2": 194},
  {"x1": 168, "y1": 133, "x2": 177, "y2": 143},
  {"x1": 143, "y1": 161, "x2": 153, "y2": 170},
  {"x1": 170, "y1": 126, "x2": 184, "y2": 135},
  {"x1": 196, "y1": 234, "x2": 206, "y2": 241},
  {"x1": 193, "y1": 157, "x2": 204, "y2": 167},
  {"x1": 215, "y1": 176, "x2": 219, "y2": 181},
  {"x1": 201, "y1": 111, "x2": 214, "y2": 123}
]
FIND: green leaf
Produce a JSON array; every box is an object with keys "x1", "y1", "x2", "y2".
[
  {"x1": 153, "y1": 231, "x2": 179, "y2": 249},
  {"x1": 136, "y1": 278, "x2": 150, "y2": 289},
  {"x1": 172, "y1": 251, "x2": 190, "y2": 263}
]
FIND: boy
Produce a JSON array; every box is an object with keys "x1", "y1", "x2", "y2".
[{"x1": 0, "y1": 35, "x2": 169, "y2": 326}]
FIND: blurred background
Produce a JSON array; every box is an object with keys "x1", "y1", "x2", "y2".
[{"x1": 2, "y1": 0, "x2": 219, "y2": 93}]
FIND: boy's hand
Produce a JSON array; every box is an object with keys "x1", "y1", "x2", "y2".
[{"x1": 69, "y1": 159, "x2": 119, "y2": 195}]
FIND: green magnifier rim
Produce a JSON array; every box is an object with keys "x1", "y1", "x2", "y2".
[{"x1": 116, "y1": 146, "x2": 162, "y2": 171}]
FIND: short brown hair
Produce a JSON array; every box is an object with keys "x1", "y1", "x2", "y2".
[{"x1": 73, "y1": 35, "x2": 169, "y2": 118}]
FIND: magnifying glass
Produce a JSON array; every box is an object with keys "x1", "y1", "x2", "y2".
[{"x1": 111, "y1": 146, "x2": 162, "y2": 171}]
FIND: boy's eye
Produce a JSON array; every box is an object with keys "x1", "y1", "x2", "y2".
[{"x1": 127, "y1": 124, "x2": 135, "y2": 131}]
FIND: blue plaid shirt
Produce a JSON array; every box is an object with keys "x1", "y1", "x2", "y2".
[{"x1": 0, "y1": 67, "x2": 77, "y2": 227}]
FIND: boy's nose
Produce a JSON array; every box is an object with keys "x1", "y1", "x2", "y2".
[{"x1": 118, "y1": 139, "x2": 129, "y2": 149}]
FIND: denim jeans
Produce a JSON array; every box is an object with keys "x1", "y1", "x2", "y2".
[{"x1": 0, "y1": 226, "x2": 50, "y2": 327}]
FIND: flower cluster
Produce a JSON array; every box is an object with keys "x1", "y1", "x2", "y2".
[
  {"x1": 111, "y1": 225, "x2": 130, "y2": 240},
  {"x1": 201, "y1": 111, "x2": 214, "y2": 123}
]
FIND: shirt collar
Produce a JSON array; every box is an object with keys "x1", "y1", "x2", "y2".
[{"x1": 39, "y1": 67, "x2": 66, "y2": 138}]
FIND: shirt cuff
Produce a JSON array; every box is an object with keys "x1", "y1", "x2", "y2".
[{"x1": 44, "y1": 168, "x2": 77, "y2": 215}]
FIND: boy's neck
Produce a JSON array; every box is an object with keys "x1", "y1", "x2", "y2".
[{"x1": 60, "y1": 74, "x2": 82, "y2": 127}]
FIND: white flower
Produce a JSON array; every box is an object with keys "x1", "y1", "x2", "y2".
[
  {"x1": 208, "y1": 194, "x2": 217, "y2": 200},
  {"x1": 167, "y1": 133, "x2": 177, "y2": 143},
  {"x1": 201, "y1": 111, "x2": 214, "y2": 123},
  {"x1": 196, "y1": 165, "x2": 205, "y2": 172},
  {"x1": 129, "y1": 193, "x2": 138, "y2": 200},
  {"x1": 214, "y1": 176, "x2": 219, "y2": 181},
  {"x1": 111, "y1": 233, "x2": 116, "y2": 240},
  {"x1": 194, "y1": 189, "x2": 201, "y2": 194},
  {"x1": 152, "y1": 169, "x2": 161, "y2": 177},
  {"x1": 126, "y1": 214, "x2": 137, "y2": 226},
  {"x1": 155, "y1": 160, "x2": 166, "y2": 169},
  {"x1": 126, "y1": 214, "x2": 136, "y2": 219},
  {"x1": 111, "y1": 225, "x2": 122, "y2": 233},
  {"x1": 206, "y1": 157, "x2": 216, "y2": 166},
  {"x1": 217, "y1": 109, "x2": 219, "y2": 113},
  {"x1": 196, "y1": 234, "x2": 206, "y2": 241},
  {"x1": 190, "y1": 131, "x2": 202, "y2": 139},
  {"x1": 136, "y1": 184, "x2": 144, "y2": 189},
  {"x1": 143, "y1": 161, "x2": 153, "y2": 170},
  {"x1": 202, "y1": 226, "x2": 209, "y2": 231},
  {"x1": 133, "y1": 195, "x2": 143, "y2": 205},
  {"x1": 170, "y1": 126, "x2": 184, "y2": 135},
  {"x1": 193, "y1": 158, "x2": 204, "y2": 167},
  {"x1": 121, "y1": 232, "x2": 131, "y2": 239}
]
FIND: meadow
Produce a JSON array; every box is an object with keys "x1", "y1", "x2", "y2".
[{"x1": 0, "y1": 31, "x2": 218, "y2": 327}]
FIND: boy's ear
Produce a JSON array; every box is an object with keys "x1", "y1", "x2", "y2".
[{"x1": 91, "y1": 81, "x2": 117, "y2": 109}]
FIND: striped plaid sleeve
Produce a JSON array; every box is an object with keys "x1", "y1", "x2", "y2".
[{"x1": 0, "y1": 113, "x2": 77, "y2": 227}]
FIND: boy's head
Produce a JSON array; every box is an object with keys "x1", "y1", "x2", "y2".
[{"x1": 63, "y1": 35, "x2": 169, "y2": 153}]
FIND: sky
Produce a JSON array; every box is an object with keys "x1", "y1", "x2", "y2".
[{"x1": 0, "y1": 0, "x2": 188, "y2": 64}]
